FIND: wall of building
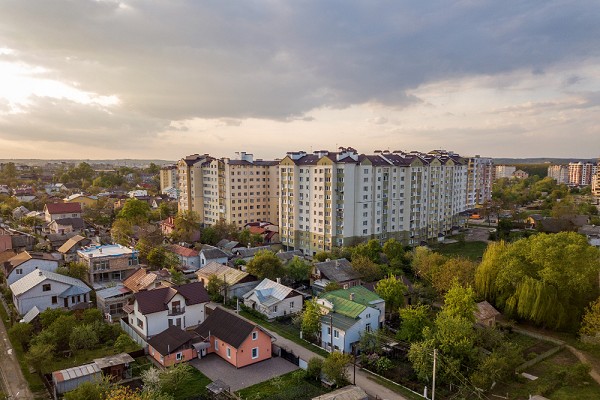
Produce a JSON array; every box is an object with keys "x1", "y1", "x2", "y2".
[{"x1": 7, "y1": 259, "x2": 58, "y2": 285}]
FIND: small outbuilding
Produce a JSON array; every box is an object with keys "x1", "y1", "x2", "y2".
[
  {"x1": 475, "y1": 301, "x2": 501, "y2": 327},
  {"x1": 52, "y1": 363, "x2": 102, "y2": 396}
]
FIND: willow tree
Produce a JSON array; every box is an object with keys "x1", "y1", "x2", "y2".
[{"x1": 475, "y1": 232, "x2": 600, "y2": 330}]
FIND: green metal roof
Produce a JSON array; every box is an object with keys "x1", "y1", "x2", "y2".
[
  {"x1": 325, "y1": 285, "x2": 383, "y2": 308},
  {"x1": 321, "y1": 312, "x2": 357, "y2": 331},
  {"x1": 320, "y1": 293, "x2": 366, "y2": 319}
]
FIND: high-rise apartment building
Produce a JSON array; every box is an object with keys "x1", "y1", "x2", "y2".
[
  {"x1": 465, "y1": 155, "x2": 493, "y2": 208},
  {"x1": 547, "y1": 165, "x2": 569, "y2": 184},
  {"x1": 568, "y1": 162, "x2": 598, "y2": 186},
  {"x1": 160, "y1": 165, "x2": 178, "y2": 193},
  {"x1": 177, "y1": 152, "x2": 279, "y2": 227},
  {"x1": 279, "y1": 148, "x2": 468, "y2": 255},
  {"x1": 494, "y1": 165, "x2": 516, "y2": 180}
]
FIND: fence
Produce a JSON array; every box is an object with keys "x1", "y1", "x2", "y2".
[{"x1": 120, "y1": 319, "x2": 148, "y2": 350}]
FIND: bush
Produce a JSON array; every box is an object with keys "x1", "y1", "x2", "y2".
[
  {"x1": 306, "y1": 357, "x2": 323, "y2": 381},
  {"x1": 8, "y1": 322, "x2": 33, "y2": 349},
  {"x1": 114, "y1": 333, "x2": 138, "y2": 352},
  {"x1": 69, "y1": 324, "x2": 99, "y2": 352}
]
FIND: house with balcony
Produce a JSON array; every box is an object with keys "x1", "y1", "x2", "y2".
[
  {"x1": 77, "y1": 244, "x2": 139, "y2": 287},
  {"x1": 242, "y1": 278, "x2": 303, "y2": 320},
  {"x1": 123, "y1": 282, "x2": 210, "y2": 340},
  {"x1": 316, "y1": 287, "x2": 383, "y2": 354}
]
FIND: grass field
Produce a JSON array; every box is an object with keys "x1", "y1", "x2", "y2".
[
  {"x1": 171, "y1": 367, "x2": 211, "y2": 400},
  {"x1": 435, "y1": 241, "x2": 488, "y2": 260},
  {"x1": 236, "y1": 370, "x2": 328, "y2": 400}
]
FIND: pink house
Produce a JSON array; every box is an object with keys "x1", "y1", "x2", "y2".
[
  {"x1": 194, "y1": 307, "x2": 274, "y2": 368},
  {"x1": 147, "y1": 326, "x2": 197, "y2": 367},
  {"x1": 0, "y1": 227, "x2": 12, "y2": 252}
]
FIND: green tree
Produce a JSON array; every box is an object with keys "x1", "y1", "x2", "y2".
[
  {"x1": 580, "y1": 297, "x2": 600, "y2": 338},
  {"x1": 114, "y1": 333, "x2": 138, "y2": 352},
  {"x1": 69, "y1": 324, "x2": 99, "y2": 351},
  {"x1": 286, "y1": 256, "x2": 312, "y2": 283},
  {"x1": 245, "y1": 250, "x2": 284, "y2": 280},
  {"x1": 397, "y1": 304, "x2": 431, "y2": 343},
  {"x1": 169, "y1": 268, "x2": 187, "y2": 285},
  {"x1": 118, "y1": 198, "x2": 151, "y2": 224},
  {"x1": 206, "y1": 274, "x2": 225, "y2": 301},
  {"x1": 306, "y1": 357, "x2": 323, "y2": 381},
  {"x1": 324, "y1": 282, "x2": 342, "y2": 292},
  {"x1": 375, "y1": 275, "x2": 407, "y2": 319},
  {"x1": 82, "y1": 308, "x2": 103, "y2": 325},
  {"x1": 57, "y1": 261, "x2": 89, "y2": 281},
  {"x1": 351, "y1": 255, "x2": 383, "y2": 282},
  {"x1": 200, "y1": 226, "x2": 218, "y2": 245},
  {"x1": 39, "y1": 308, "x2": 69, "y2": 329},
  {"x1": 351, "y1": 239, "x2": 382, "y2": 263},
  {"x1": 301, "y1": 299, "x2": 322, "y2": 341},
  {"x1": 111, "y1": 218, "x2": 134, "y2": 246},
  {"x1": 470, "y1": 342, "x2": 524, "y2": 390},
  {"x1": 158, "y1": 363, "x2": 194, "y2": 395},
  {"x1": 431, "y1": 257, "x2": 477, "y2": 294},
  {"x1": 322, "y1": 352, "x2": 352, "y2": 387},
  {"x1": 476, "y1": 233, "x2": 600, "y2": 330},
  {"x1": 442, "y1": 280, "x2": 477, "y2": 323},
  {"x1": 63, "y1": 377, "x2": 112, "y2": 400},
  {"x1": 411, "y1": 246, "x2": 447, "y2": 282},
  {"x1": 8, "y1": 322, "x2": 33, "y2": 348},
  {"x1": 171, "y1": 210, "x2": 200, "y2": 242},
  {"x1": 26, "y1": 342, "x2": 55, "y2": 372}
]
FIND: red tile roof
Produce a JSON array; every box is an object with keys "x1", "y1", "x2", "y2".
[
  {"x1": 169, "y1": 244, "x2": 199, "y2": 258},
  {"x1": 45, "y1": 202, "x2": 82, "y2": 214}
]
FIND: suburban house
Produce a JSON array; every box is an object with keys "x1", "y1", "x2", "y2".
[
  {"x1": 77, "y1": 244, "x2": 139, "y2": 287},
  {"x1": 196, "y1": 262, "x2": 259, "y2": 299},
  {"x1": 44, "y1": 202, "x2": 83, "y2": 223},
  {"x1": 123, "y1": 267, "x2": 169, "y2": 293},
  {"x1": 232, "y1": 245, "x2": 272, "y2": 263},
  {"x1": 160, "y1": 216, "x2": 176, "y2": 237},
  {"x1": 276, "y1": 250, "x2": 305, "y2": 265},
  {"x1": 244, "y1": 221, "x2": 279, "y2": 244},
  {"x1": 95, "y1": 284, "x2": 132, "y2": 322},
  {"x1": 123, "y1": 282, "x2": 210, "y2": 340},
  {"x1": 148, "y1": 326, "x2": 197, "y2": 367},
  {"x1": 325, "y1": 285, "x2": 385, "y2": 328},
  {"x1": 193, "y1": 307, "x2": 274, "y2": 368},
  {"x1": 168, "y1": 244, "x2": 200, "y2": 270},
  {"x1": 63, "y1": 193, "x2": 98, "y2": 208},
  {"x1": 475, "y1": 301, "x2": 501, "y2": 327},
  {"x1": 311, "y1": 258, "x2": 362, "y2": 293},
  {"x1": 316, "y1": 287, "x2": 383, "y2": 354},
  {"x1": 57, "y1": 234, "x2": 93, "y2": 262},
  {"x1": 3, "y1": 251, "x2": 60, "y2": 285},
  {"x1": 243, "y1": 278, "x2": 303, "y2": 320},
  {"x1": 579, "y1": 225, "x2": 600, "y2": 247},
  {"x1": 12, "y1": 206, "x2": 29, "y2": 220},
  {"x1": 44, "y1": 183, "x2": 67, "y2": 195},
  {"x1": 199, "y1": 245, "x2": 229, "y2": 267},
  {"x1": 215, "y1": 239, "x2": 242, "y2": 255},
  {"x1": 0, "y1": 227, "x2": 12, "y2": 252},
  {"x1": 47, "y1": 217, "x2": 85, "y2": 235},
  {"x1": 10, "y1": 269, "x2": 92, "y2": 315}
]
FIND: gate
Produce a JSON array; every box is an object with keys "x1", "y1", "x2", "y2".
[{"x1": 280, "y1": 348, "x2": 300, "y2": 366}]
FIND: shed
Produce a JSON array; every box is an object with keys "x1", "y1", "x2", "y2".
[
  {"x1": 52, "y1": 363, "x2": 102, "y2": 395},
  {"x1": 93, "y1": 353, "x2": 134, "y2": 380},
  {"x1": 475, "y1": 301, "x2": 501, "y2": 327}
]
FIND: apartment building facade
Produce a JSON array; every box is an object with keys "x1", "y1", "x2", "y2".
[
  {"x1": 494, "y1": 165, "x2": 516, "y2": 180},
  {"x1": 464, "y1": 155, "x2": 493, "y2": 208},
  {"x1": 177, "y1": 152, "x2": 279, "y2": 227},
  {"x1": 279, "y1": 148, "x2": 468, "y2": 255},
  {"x1": 568, "y1": 162, "x2": 598, "y2": 186},
  {"x1": 548, "y1": 165, "x2": 569, "y2": 184},
  {"x1": 159, "y1": 165, "x2": 178, "y2": 193}
]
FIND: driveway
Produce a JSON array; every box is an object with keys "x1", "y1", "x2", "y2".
[{"x1": 189, "y1": 353, "x2": 299, "y2": 391}]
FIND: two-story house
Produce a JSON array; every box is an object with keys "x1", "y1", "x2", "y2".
[
  {"x1": 316, "y1": 287, "x2": 383, "y2": 354},
  {"x1": 10, "y1": 269, "x2": 91, "y2": 315},
  {"x1": 199, "y1": 245, "x2": 228, "y2": 267},
  {"x1": 168, "y1": 244, "x2": 200, "y2": 270},
  {"x1": 242, "y1": 278, "x2": 303, "y2": 320},
  {"x1": 123, "y1": 282, "x2": 210, "y2": 340},
  {"x1": 3, "y1": 251, "x2": 60, "y2": 285},
  {"x1": 77, "y1": 244, "x2": 139, "y2": 287},
  {"x1": 57, "y1": 235, "x2": 92, "y2": 262},
  {"x1": 311, "y1": 258, "x2": 362, "y2": 294},
  {"x1": 44, "y1": 202, "x2": 82, "y2": 222}
]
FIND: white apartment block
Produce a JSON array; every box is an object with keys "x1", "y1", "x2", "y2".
[
  {"x1": 547, "y1": 165, "x2": 569, "y2": 184},
  {"x1": 568, "y1": 162, "x2": 598, "y2": 186},
  {"x1": 462, "y1": 155, "x2": 493, "y2": 208},
  {"x1": 494, "y1": 165, "x2": 516, "y2": 180},
  {"x1": 177, "y1": 152, "x2": 279, "y2": 228},
  {"x1": 279, "y1": 148, "x2": 468, "y2": 255},
  {"x1": 160, "y1": 165, "x2": 178, "y2": 195}
]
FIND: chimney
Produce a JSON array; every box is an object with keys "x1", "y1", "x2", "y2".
[
  {"x1": 349, "y1": 292, "x2": 355, "y2": 301},
  {"x1": 276, "y1": 278, "x2": 281, "y2": 284},
  {"x1": 39, "y1": 270, "x2": 43, "y2": 276},
  {"x1": 335, "y1": 260, "x2": 339, "y2": 268}
]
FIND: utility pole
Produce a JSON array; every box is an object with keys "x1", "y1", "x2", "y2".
[{"x1": 432, "y1": 348, "x2": 437, "y2": 400}]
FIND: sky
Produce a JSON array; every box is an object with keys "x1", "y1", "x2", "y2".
[{"x1": 0, "y1": 0, "x2": 599, "y2": 161}]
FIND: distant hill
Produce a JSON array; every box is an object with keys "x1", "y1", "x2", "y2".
[{"x1": 493, "y1": 158, "x2": 597, "y2": 165}]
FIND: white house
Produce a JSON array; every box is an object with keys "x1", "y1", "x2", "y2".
[
  {"x1": 4, "y1": 251, "x2": 60, "y2": 285},
  {"x1": 243, "y1": 278, "x2": 303, "y2": 320},
  {"x1": 316, "y1": 287, "x2": 383, "y2": 354},
  {"x1": 10, "y1": 269, "x2": 91, "y2": 315},
  {"x1": 44, "y1": 202, "x2": 82, "y2": 223},
  {"x1": 128, "y1": 189, "x2": 148, "y2": 198},
  {"x1": 199, "y1": 245, "x2": 228, "y2": 267},
  {"x1": 123, "y1": 282, "x2": 210, "y2": 340},
  {"x1": 168, "y1": 244, "x2": 200, "y2": 270}
]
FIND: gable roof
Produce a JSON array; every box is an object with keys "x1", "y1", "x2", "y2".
[
  {"x1": 51, "y1": 218, "x2": 85, "y2": 229},
  {"x1": 475, "y1": 301, "x2": 501, "y2": 321},
  {"x1": 57, "y1": 235, "x2": 89, "y2": 254},
  {"x1": 324, "y1": 285, "x2": 383, "y2": 308},
  {"x1": 10, "y1": 269, "x2": 90, "y2": 297},
  {"x1": 133, "y1": 282, "x2": 209, "y2": 314},
  {"x1": 169, "y1": 244, "x2": 199, "y2": 258},
  {"x1": 123, "y1": 268, "x2": 161, "y2": 292},
  {"x1": 196, "y1": 262, "x2": 253, "y2": 285},
  {"x1": 276, "y1": 250, "x2": 304, "y2": 262},
  {"x1": 233, "y1": 246, "x2": 271, "y2": 258},
  {"x1": 243, "y1": 278, "x2": 300, "y2": 306},
  {"x1": 319, "y1": 293, "x2": 366, "y2": 319},
  {"x1": 4, "y1": 251, "x2": 58, "y2": 275},
  {"x1": 45, "y1": 202, "x2": 82, "y2": 214},
  {"x1": 201, "y1": 245, "x2": 228, "y2": 260},
  {"x1": 194, "y1": 307, "x2": 257, "y2": 348},
  {"x1": 314, "y1": 258, "x2": 361, "y2": 283},
  {"x1": 148, "y1": 326, "x2": 195, "y2": 354}
]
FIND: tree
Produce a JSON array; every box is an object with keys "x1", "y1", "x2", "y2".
[
  {"x1": 431, "y1": 257, "x2": 477, "y2": 294},
  {"x1": 118, "y1": 198, "x2": 151, "y2": 224},
  {"x1": 171, "y1": 210, "x2": 200, "y2": 242},
  {"x1": 206, "y1": 274, "x2": 225, "y2": 301},
  {"x1": 82, "y1": 308, "x2": 103, "y2": 324},
  {"x1": 476, "y1": 233, "x2": 600, "y2": 330},
  {"x1": 199, "y1": 226, "x2": 217, "y2": 245},
  {"x1": 43, "y1": 314, "x2": 78, "y2": 351},
  {"x1": 442, "y1": 280, "x2": 476, "y2": 323},
  {"x1": 39, "y1": 308, "x2": 69, "y2": 329},
  {"x1": 57, "y1": 261, "x2": 89, "y2": 281},
  {"x1": 286, "y1": 256, "x2": 312, "y2": 283},
  {"x1": 306, "y1": 357, "x2": 323, "y2": 381},
  {"x1": 63, "y1": 378, "x2": 113, "y2": 400},
  {"x1": 411, "y1": 246, "x2": 446, "y2": 282},
  {"x1": 351, "y1": 255, "x2": 383, "y2": 282},
  {"x1": 8, "y1": 322, "x2": 33, "y2": 348},
  {"x1": 114, "y1": 333, "x2": 138, "y2": 352},
  {"x1": 158, "y1": 363, "x2": 194, "y2": 396},
  {"x1": 324, "y1": 282, "x2": 342, "y2": 292},
  {"x1": 301, "y1": 299, "x2": 322, "y2": 341},
  {"x1": 322, "y1": 352, "x2": 352, "y2": 387},
  {"x1": 111, "y1": 218, "x2": 134, "y2": 246},
  {"x1": 69, "y1": 324, "x2": 99, "y2": 351},
  {"x1": 147, "y1": 247, "x2": 179, "y2": 270},
  {"x1": 245, "y1": 250, "x2": 284, "y2": 280},
  {"x1": 383, "y1": 238, "x2": 407, "y2": 272},
  {"x1": 580, "y1": 297, "x2": 600, "y2": 338},
  {"x1": 26, "y1": 342, "x2": 55, "y2": 372},
  {"x1": 470, "y1": 342, "x2": 524, "y2": 390},
  {"x1": 375, "y1": 275, "x2": 407, "y2": 319},
  {"x1": 397, "y1": 304, "x2": 431, "y2": 343},
  {"x1": 351, "y1": 239, "x2": 382, "y2": 263}
]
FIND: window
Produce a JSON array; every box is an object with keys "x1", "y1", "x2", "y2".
[
  {"x1": 215, "y1": 340, "x2": 219, "y2": 351},
  {"x1": 176, "y1": 352, "x2": 182, "y2": 361},
  {"x1": 137, "y1": 318, "x2": 144, "y2": 328},
  {"x1": 252, "y1": 331, "x2": 258, "y2": 340},
  {"x1": 327, "y1": 327, "x2": 331, "y2": 335},
  {"x1": 251, "y1": 347, "x2": 259, "y2": 359},
  {"x1": 366, "y1": 323, "x2": 372, "y2": 332},
  {"x1": 334, "y1": 330, "x2": 339, "y2": 338},
  {"x1": 226, "y1": 348, "x2": 231, "y2": 358},
  {"x1": 289, "y1": 301, "x2": 294, "y2": 309},
  {"x1": 42, "y1": 284, "x2": 51, "y2": 292},
  {"x1": 15, "y1": 268, "x2": 23, "y2": 275},
  {"x1": 51, "y1": 296, "x2": 58, "y2": 304}
]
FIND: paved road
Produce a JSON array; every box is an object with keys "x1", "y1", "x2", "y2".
[{"x1": 0, "y1": 301, "x2": 34, "y2": 399}]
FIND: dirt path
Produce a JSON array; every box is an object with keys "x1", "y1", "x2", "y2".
[{"x1": 565, "y1": 345, "x2": 600, "y2": 385}]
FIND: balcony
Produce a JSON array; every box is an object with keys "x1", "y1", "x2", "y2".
[{"x1": 168, "y1": 306, "x2": 186, "y2": 316}]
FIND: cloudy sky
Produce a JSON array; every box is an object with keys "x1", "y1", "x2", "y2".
[{"x1": 0, "y1": 1, "x2": 599, "y2": 161}]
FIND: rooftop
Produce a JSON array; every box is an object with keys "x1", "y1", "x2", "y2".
[{"x1": 78, "y1": 244, "x2": 137, "y2": 258}]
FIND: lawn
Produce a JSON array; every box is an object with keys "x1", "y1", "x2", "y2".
[
  {"x1": 435, "y1": 241, "x2": 488, "y2": 260},
  {"x1": 236, "y1": 370, "x2": 329, "y2": 400},
  {"x1": 172, "y1": 367, "x2": 211, "y2": 400},
  {"x1": 237, "y1": 310, "x2": 329, "y2": 358}
]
